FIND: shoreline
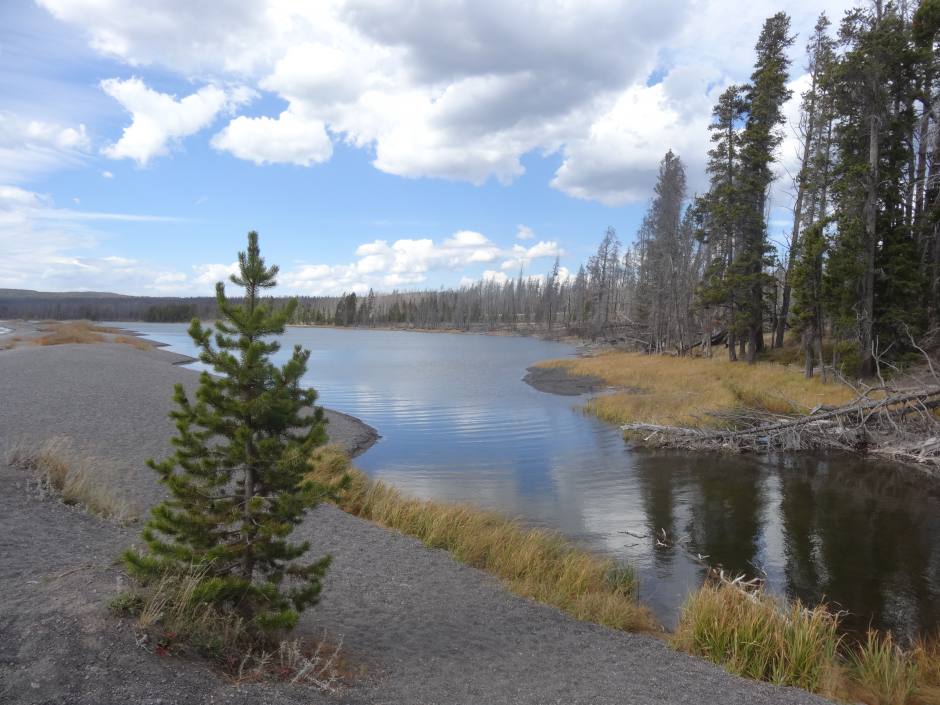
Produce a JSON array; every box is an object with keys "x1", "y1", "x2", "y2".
[
  {"x1": 0, "y1": 340, "x2": 836, "y2": 705},
  {"x1": 0, "y1": 320, "x2": 380, "y2": 459}
]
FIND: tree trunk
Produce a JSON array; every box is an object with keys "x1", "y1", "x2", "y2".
[{"x1": 860, "y1": 110, "x2": 880, "y2": 379}]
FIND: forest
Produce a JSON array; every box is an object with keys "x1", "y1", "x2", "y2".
[{"x1": 3, "y1": 1, "x2": 940, "y2": 380}]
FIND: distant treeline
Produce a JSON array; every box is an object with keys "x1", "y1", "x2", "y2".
[
  {"x1": 0, "y1": 255, "x2": 632, "y2": 339},
  {"x1": 0, "y1": 296, "x2": 214, "y2": 324}
]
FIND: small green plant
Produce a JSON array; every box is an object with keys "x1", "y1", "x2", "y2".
[{"x1": 108, "y1": 591, "x2": 144, "y2": 617}]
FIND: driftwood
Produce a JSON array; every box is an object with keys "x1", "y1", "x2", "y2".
[{"x1": 622, "y1": 386, "x2": 940, "y2": 470}]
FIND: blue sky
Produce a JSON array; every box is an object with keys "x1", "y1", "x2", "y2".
[{"x1": 1, "y1": 0, "x2": 852, "y2": 296}]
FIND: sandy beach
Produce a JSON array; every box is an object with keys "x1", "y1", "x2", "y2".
[{"x1": 0, "y1": 339, "x2": 832, "y2": 705}]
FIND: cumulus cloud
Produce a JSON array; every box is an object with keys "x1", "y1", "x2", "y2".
[
  {"x1": 101, "y1": 77, "x2": 254, "y2": 165},
  {"x1": 516, "y1": 224, "x2": 534, "y2": 240},
  {"x1": 37, "y1": 0, "x2": 856, "y2": 204},
  {"x1": 0, "y1": 187, "x2": 561, "y2": 294},
  {"x1": 277, "y1": 230, "x2": 561, "y2": 295},
  {"x1": 211, "y1": 106, "x2": 332, "y2": 166},
  {"x1": 500, "y1": 241, "x2": 564, "y2": 272},
  {"x1": 0, "y1": 113, "x2": 90, "y2": 183}
]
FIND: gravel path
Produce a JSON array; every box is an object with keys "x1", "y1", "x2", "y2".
[{"x1": 0, "y1": 342, "x2": 833, "y2": 704}]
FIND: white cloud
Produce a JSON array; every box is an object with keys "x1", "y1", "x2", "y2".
[
  {"x1": 0, "y1": 185, "x2": 189, "y2": 292},
  {"x1": 193, "y1": 262, "x2": 239, "y2": 286},
  {"x1": 481, "y1": 270, "x2": 509, "y2": 285},
  {"x1": 500, "y1": 240, "x2": 563, "y2": 272},
  {"x1": 277, "y1": 229, "x2": 562, "y2": 294},
  {"x1": 36, "y1": 0, "x2": 857, "y2": 204},
  {"x1": 211, "y1": 106, "x2": 332, "y2": 166},
  {"x1": 0, "y1": 113, "x2": 90, "y2": 183},
  {"x1": 516, "y1": 224, "x2": 534, "y2": 240},
  {"x1": 100, "y1": 77, "x2": 254, "y2": 165},
  {"x1": 101, "y1": 170, "x2": 114, "y2": 178}
]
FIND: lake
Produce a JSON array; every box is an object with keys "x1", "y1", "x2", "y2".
[{"x1": 122, "y1": 322, "x2": 940, "y2": 638}]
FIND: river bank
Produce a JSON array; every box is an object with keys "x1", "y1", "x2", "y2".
[{"x1": 0, "y1": 336, "x2": 841, "y2": 704}]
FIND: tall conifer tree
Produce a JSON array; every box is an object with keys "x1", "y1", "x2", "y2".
[{"x1": 125, "y1": 231, "x2": 334, "y2": 633}]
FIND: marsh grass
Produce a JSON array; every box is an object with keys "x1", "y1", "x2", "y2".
[
  {"x1": 7, "y1": 436, "x2": 136, "y2": 522},
  {"x1": 675, "y1": 581, "x2": 940, "y2": 705},
  {"x1": 674, "y1": 582, "x2": 842, "y2": 693},
  {"x1": 850, "y1": 630, "x2": 920, "y2": 705},
  {"x1": 305, "y1": 445, "x2": 655, "y2": 633},
  {"x1": 33, "y1": 320, "x2": 151, "y2": 349},
  {"x1": 537, "y1": 352, "x2": 854, "y2": 428}
]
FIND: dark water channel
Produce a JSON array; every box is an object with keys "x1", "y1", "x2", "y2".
[{"x1": 125, "y1": 323, "x2": 940, "y2": 638}]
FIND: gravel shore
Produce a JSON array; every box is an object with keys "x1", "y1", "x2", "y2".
[{"x1": 0, "y1": 341, "x2": 832, "y2": 705}]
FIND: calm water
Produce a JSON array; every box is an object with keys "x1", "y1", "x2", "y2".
[{"x1": 122, "y1": 322, "x2": 940, "y2": 637}]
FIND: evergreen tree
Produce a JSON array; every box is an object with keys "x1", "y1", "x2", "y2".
[
  {"x1": 125, "y1": 231, "x2": 334, "y2": 633},
  {"x1": 829, "y1": 1, "x2": 926, "y2": 376},
  {"x1": 776, "y1": 13, "x2": 836, "y2": 348},
  {"x1": 738, "y1": 11, "x2": 795, "y2": 362},
  {"x1": 697, "y1": 85, "x2": 747, "y2": 361}
]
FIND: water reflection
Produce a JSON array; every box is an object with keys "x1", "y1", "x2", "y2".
[{"x1": 123, "y1": 322, "x2": 940, "y2": 638}]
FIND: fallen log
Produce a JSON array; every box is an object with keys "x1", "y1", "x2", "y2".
[{"x1": 621, "y1": 386, "x2": 940, "y2": 462}]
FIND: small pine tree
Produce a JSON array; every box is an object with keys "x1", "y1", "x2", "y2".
[{"x1": 125, "y1": 231, "x2": 334, "y2": 633}]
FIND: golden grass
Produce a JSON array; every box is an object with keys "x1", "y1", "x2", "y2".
[
  {"x1": 536, "y1": 352, "x2": 855, "y2": 428},
  {"x1": 675, "y1": 582, "x2": 940, "y2": 705},
  {"x1": 0, "y1": 334, "x2": 21, "y2": 350},
  {"x1": 6, "y1": 436, "x2": 136, "y2": 522},
  {"x1": 305, "y1": 445, "x2": 656, "y2": 633},
  {"x1": 33, "y1": 320, "x2": 151, "y2": 350},
  {"x1": 114, "y1": 564, "x2": 351, "y2": 689}
]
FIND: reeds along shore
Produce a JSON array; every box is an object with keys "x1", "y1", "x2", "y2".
[
  {"x1": 304, "y1": 445, "x2": 656, "y2": 634},
  {"x1": 675, "y1": 582, "x2": 940, "y2": 705},
  {"x1": 308, "y1": 445, "x2": 940, "y2": 705},
  {"x1": 536, "y1": 352, "x2": 855, "y2": 428}
]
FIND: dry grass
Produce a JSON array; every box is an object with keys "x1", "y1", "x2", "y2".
[
  {"x1": 116, "y1": 565, "x2": 350, "y2": 691},
  {"x1": 675, "y1": 581, "x2": 940, "y2": 705},
  {"x1": 33, "y1": 320, "x2": 151, "y2": 350},
  {"x1": 6, "y1": 436, "x2": 136, "y2": 522},
  {"x1": 537, "y1": 352, "x2": 855, "y2": 429},
  {"x1": 0, "y1": 335, "x2": 21, "y2": 350},
  {"x1": 305, "y1": 445, "x2": 656, "y2": 633}
]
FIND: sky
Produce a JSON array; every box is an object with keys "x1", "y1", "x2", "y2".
[{"x1": 0, "y1": 0, "x2": 855, "y2": 296}]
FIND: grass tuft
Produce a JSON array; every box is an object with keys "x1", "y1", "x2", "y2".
[
  {"x1": 119, "y1": 564, "x2": 350, "y2": 691},
  {"x1": 305, "y1": 445, "x2": 655, "y2": 633},
  {"x1": 537, "y1": 352, "x2": 854, "y2": 429},
  {"x1": 850, "y1": 630, "x2": 919, "y2": 705},
  {"x1": 674, "y1": 581, "x2": 841, "y2": 694},
  {"x1": 6, "y1": 436, "x2": 136, "y2": 522}
]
